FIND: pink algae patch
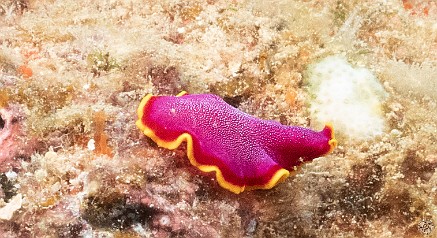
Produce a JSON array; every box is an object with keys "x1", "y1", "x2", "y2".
[{"x1": 0, "y1": 105, "x2": 37, "y2": 173}]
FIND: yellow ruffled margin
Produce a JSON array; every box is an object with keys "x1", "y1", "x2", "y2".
[
  {"x1": 324, "y1": 123, "x2": 338, "y2": 155},
  {"x1": 135, "y1": 92, "x2": 290, "y2": 194}
]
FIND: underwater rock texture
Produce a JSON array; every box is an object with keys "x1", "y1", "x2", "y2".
[
  {"x1": 0, "y1": 105, "x2": 36, "y2": 173},
  {"x1": 0, "y1": 0, "x2": 436, "y2": 237}
]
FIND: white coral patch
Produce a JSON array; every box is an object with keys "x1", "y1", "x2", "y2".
[
  {"x1": 0, "y1": 194, "x2": 22, "y2": 220},
  {"x1": 306, "y1": 55, "x2": 387, "y2": 139}
]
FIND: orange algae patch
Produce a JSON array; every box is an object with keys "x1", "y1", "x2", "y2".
[
  {"x1": 403, "y1": 0, "x2": 432, "y2": 16},
  {"x1": 93, "y1": 111, "x2": 113, "y2": 157},
  {"x1": 285, "y1": 90, "x2": 298, "y2": 107},
  {"x1": 403, "y1": 1, "x2": 414, "y2": 10},
  {"x1": 18, "y1": 65, "x2": 33, "y2": 78},
  {"x1": 17, "y1": 47, "x2": 39, "y2": 79}
]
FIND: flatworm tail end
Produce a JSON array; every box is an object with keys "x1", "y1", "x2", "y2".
[{"x1": 323, "y1": 123, "x2": 337, "y2": 154}]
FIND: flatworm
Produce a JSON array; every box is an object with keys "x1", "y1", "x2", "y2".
[{"x1": 136, "y1": 92, "x2": 337, "y2": 194}]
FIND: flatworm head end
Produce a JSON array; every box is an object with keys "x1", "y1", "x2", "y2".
[
  {"x1": 135, "y1": 94, "x2": 152, "y2": 133},
  {"x1": 136, "y1": 93, "x2": 188, "y2": 150},
  {"x1": 136, "y1": 91, "x2": 187, "y2": 131}
]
